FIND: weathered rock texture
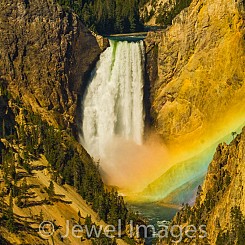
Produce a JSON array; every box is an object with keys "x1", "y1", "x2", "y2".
[
  {"x1": 170, "y1": 127, "x2": 245, "y2": 244},
  {"x1": 145, "y1": 0, "x2": 245, "y2": 152},
  {"x1": 0, "y1": 0, "x2": 101, "y2": 129},
  {"x1": 199, "y1": 128, "x2": 245, "y2": 243},
  {"x1": 140, "y1": 0, "x2": 177, "y2": 26}
]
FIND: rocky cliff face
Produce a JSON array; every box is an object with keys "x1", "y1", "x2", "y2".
[
  {"x1": 140, "y1": 0, "x2": 174, "y2": 25},
  {"x1": 145, "y1": 0, "x2": 245, "y2": 154},
  {"x1": 0, "y1": 0, "x2": 102, "y2": 130},
  {"x1": 169, "y1": 127, "x2": 245, "y2": 244},
  {"x1": 199, "y1": 128, "x2": 245, "y2": 243},
  {"x1": 140, "y1": 0, "x2": 189, "y2": 27}
]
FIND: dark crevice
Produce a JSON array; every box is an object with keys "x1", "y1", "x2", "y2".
[
  {"x1": 74, "y1": 52, "x2": 101, "y2": 141},
  {"x1": 143, "y1": 42, "x2": 158, "y2": 136},
  {"x1": 143, "y1": 55, "x2": 154, "y2": 136}
]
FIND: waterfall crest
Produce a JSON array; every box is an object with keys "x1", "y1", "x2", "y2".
[{"x1": 81, "y1": 40, "x2": 145, "y2": 158}]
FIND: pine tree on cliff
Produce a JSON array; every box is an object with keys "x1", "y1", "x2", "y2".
[
  {"x1": 6, "y1": 190, "x2": 15, "y2": 232},
  {"x1": 47, "y1": 181, "x2": 55, "y2": 199}
]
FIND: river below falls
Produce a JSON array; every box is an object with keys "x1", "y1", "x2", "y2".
[{"x1": 127, "y1": 202, "x2": 179, "y2": 244}]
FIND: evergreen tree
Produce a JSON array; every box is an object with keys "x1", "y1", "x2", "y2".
[
  {"x1": 55, "y1": 0, "x2": 143, "y2": 34},
  {"x1": 6, "y1": 190, "x2": 15, "y2": 232},
  {"x1": 2, "y1": 118, "x2": 5, "y2": 138},
  {"x1": 47, "y1": 181, "x2": 55, "y2": 198},
  {"x1": 39, "y1": 209, "x2": 44, "y2": 222},
  {"x1": 230, "y1": 206, "x2": 245, "y2": 244},
  {"x1": 21, "y1": 178, "x2": 29, "y2": 206},
  {"x1": 115, "y1": 0, "x2": 125, "y2": 33}
]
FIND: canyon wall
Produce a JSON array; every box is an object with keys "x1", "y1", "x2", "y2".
[
  {"x1": 0, "y1": 0, "x2": 102, "y2": 129},
  {"x1": 170, "y1": 127, "x2": 245, "y2": 244},
  {"x1": 145, "y1": 0, "x2": 245, "y2": 154}
]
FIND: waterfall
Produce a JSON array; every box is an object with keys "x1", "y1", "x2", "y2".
[{"x1": 81, "y1": 40, "x2": 145, "y2": 159}]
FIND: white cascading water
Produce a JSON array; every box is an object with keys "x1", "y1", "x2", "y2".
[{"x1": 81, "y1": 40, "x2": 145, "y2": 159}]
